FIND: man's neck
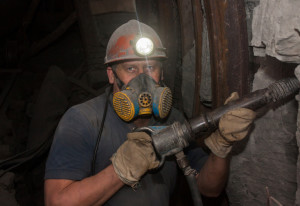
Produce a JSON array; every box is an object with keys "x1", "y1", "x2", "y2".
[{"x1": 133, "y1": 116, "x2": 151, "y2": 128}]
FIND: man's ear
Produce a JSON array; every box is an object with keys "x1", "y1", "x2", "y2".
[{"x1": 107, "y1": 67, "x2": 115, "y2": 84}]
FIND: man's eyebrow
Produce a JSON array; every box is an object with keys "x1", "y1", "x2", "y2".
[{"x1": 121, "y1": 63, "x2": 135, "y2": 68}]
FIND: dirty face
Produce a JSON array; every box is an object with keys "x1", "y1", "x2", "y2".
[{"x1": 107, "y1": 60, "x2": 163, "y2": 92}]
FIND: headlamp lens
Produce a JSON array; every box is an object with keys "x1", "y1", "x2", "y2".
[{"x1": 135, "y1": 37, "x2": 154, "y2": 56}]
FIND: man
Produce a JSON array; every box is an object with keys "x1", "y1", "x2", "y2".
[{"x1": 44, "y1": 20, "x2": 256, "y2": 205}]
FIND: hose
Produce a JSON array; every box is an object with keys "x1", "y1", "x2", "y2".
[{"x1": 175, "y1": 151, "x2": 203, "y2": 206}]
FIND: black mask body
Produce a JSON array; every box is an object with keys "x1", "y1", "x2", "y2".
[{"x1": 112, "y1": 73, "x2": 172, "y2": 121}]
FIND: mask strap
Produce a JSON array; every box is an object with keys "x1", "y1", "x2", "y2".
[
  {"x1": 158, "y1": 68, "x2": 165, "y2": 87},
  {"x1": 112, "y1": 70, "x2": 124, "y2": 89},
  {"x1": 158, "y1": 79, "x2": 167, "y2": 87}
]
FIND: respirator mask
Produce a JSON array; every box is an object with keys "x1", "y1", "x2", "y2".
[{"x1": 113, "y1": 73, "x2": 172, "y2": 121}]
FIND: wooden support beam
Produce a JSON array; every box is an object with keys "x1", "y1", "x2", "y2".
[
  {"x1": 203, "y1": 0, "x2": 250, "y2": 108},
  {"x1": 191, "y1": 0, "x2": 203, "y2": 116}
]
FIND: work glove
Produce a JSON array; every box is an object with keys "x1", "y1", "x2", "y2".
[
  {"x1": 204, "y1": 92, "x2": 256, "y2": 158},
  {"x1": 111, "y1": 132, "x2": 159, "y2": 188}
]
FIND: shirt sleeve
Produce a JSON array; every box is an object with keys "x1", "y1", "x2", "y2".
[
  {"x1": 185, "y1": 143, "x2": 209, "y2": 172},
  {"x1": 45, "y1": 106, "x2": 95, "y2": 180}
]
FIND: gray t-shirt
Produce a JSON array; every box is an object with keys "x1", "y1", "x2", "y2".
[{"x1": 45, "y1": 90, "x2": 208, "y2": 205}]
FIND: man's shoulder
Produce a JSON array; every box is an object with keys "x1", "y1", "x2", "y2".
[
  {"x1": 58, "y1": 93, "x2": 109, "y2": 130},
  {"x1": 70, "y1": 93, "x2": 107, "y2": 116}
]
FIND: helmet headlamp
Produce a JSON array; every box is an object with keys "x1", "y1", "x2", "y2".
[
  {"x1": 104, "y1": 20, "x2": 167, "y2": 64},
  {"x1": 135, "y1": 37, "x2": 154, "y2": 56}
]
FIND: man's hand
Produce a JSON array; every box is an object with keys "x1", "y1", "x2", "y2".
[
  {"x1": 111, "y1": 132, "x2": 159, "y2": 187},
  {"x1": 204, "y1": 92, "x2": 256, "y2": 158}
]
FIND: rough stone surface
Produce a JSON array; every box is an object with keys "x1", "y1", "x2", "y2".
[
  {"x1": 227, "y1": 66, "x2": 298, "y2": 206},
  {"x1": 244, "y1": 0, "x2": 260, "y2": 46},
  {"x1": 251, "y1": 0, "x2": 300, "y2": 63},
  {"x1": 294, "y1": 65, "x2": 300, "y2": 206}
]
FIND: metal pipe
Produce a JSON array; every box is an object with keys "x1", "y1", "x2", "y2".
[
  {"x1": 151, "y1": 77, "x2": 300, "y2": 160},
  {"x1": 189, "y1": 77, "x2": 300, "y2": 134}
]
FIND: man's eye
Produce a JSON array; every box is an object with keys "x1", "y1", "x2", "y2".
[
  {"x1": 145, "y1": 65, "x2": 154, "y2": 71},
  {"x1": 127, "y1": 67, "x2": 136, "y2": 72}
]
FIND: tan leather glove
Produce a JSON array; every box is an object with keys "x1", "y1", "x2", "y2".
[
  {"x1": 204, "y1": 92, "x2": 256, "y2": 158},
  {"x1": 111, "y1": 132, "x2": 159, "y2": 187}
]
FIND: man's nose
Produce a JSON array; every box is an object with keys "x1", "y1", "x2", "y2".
[{"x1": 137, "y1": 67, "x2": 144, "y2": 75}]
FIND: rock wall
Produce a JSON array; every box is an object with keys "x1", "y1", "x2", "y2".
[{"x1": 227, "y1": 58, "x2": 298, "y2": 205}]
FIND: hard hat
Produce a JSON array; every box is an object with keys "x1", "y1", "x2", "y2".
[{"x1": 104, "y1": 20, "x2": 167, "y2": 65}]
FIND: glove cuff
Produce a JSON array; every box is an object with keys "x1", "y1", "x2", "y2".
[
  {"x1": 204, "y1": 131, "x2": 232, "y2": 158},
  {"x1": 111, "y1": 153, "x2": 139, "y2": 188}
]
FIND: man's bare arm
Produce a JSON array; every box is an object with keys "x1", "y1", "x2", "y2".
[
  {"x1": 196, "y1": 93, "x2": 256, "y2": 197},
  {"x1": 196, "y1": 154, "x2": 229, "y2": 197},
  {"x1": 45, "y1": 164, "x2": 124, "y2": 206}
]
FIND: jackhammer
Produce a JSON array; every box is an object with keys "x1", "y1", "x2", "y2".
[{"x1": 136, "y1": 77, "x2": 300, "y2": 206}]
